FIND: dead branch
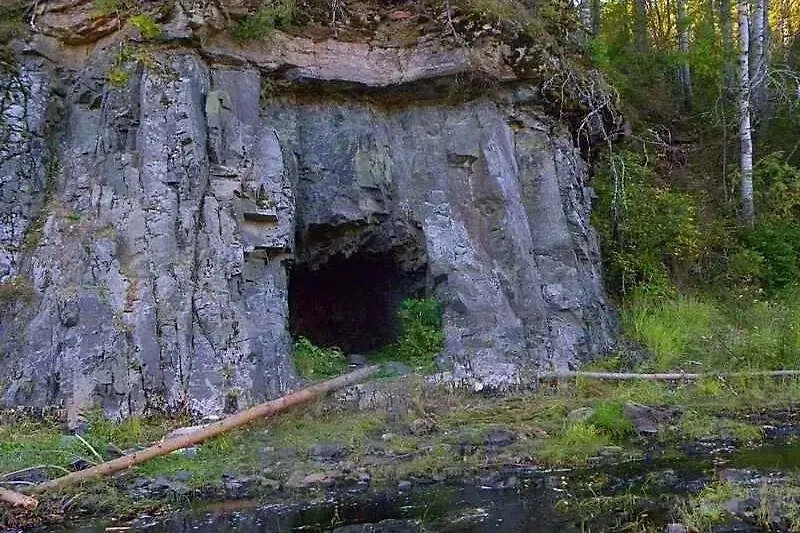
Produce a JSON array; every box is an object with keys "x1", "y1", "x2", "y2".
[
  {"x1": 541, "y1": 370, "x2": 800, "y2": 381},
  {"x1": 0, "y1": 486, "x2": 38, "y2": 510},
  {"x1": 0, "y1": 366, "x2": 380, "y2": 505}
]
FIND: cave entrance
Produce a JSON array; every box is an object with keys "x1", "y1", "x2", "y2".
[{"x1": 289, "y1": 251, "x2": 425, "y2": 354}]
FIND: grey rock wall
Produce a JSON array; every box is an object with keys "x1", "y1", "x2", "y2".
[{"x1": 0, "y1": 43, "x2": 613, "y2": 419}]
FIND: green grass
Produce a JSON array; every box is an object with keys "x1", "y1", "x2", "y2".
[
  {"x1": 231, "y1": 0, "x2": 295, "y2": 41},
  {"x1": 622, "y1": 293, "x2": 718, "y2": 371},
  {"x1": 680, "y1": 481, "x2": 746, "y2": 532},
  {"x1": 589, "y1": 401, "x2": 634, "y2": 441},
  {"x1": 292, "y1": 337, "x2": 348, "y2": 380},
  {"x1": 622, "y1": 289, "x2": 800, "y2": 373},
  {"x1": 373, "y1": 298, "x2": 444, "y2": 374},
  {"x1": 539, "y1": 422, "x2": 612, "y2": 465},
  {"x1": 676, "y1": 410, "x2": 764, "y2": 443}
]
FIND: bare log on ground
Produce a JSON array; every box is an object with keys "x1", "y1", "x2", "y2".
[
  {"x1": 0, "y1": 486, "x2": 38, "y2": 510},
  {"x1": 541, "y1": 370, "x2": 800, "y2": 380},
  {"x1": 24, "y1": 365, "x2": 380, "y2": 495}
]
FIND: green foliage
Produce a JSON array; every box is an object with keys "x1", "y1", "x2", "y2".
[
  {"x1": 0, "y1": 1, "x2": 25, "y2": 44},
  {"x1": 93, "y1": 0, "x2": 125, "y2": 14},
  {"x1": 681, "y1": 481, "x2": 747, "y2": 531},
  {"x1": 593, "y1": 149, "x2": 700, "y2": 295},
  {"x1": 539, "y1": 422, "x2": 611, "y2": 465},
  {"x1": 622, "y1": 289, "x2": 800, "y2": 372},
  {"x1": 622, "y1": 294, "x2": 717, "y2": 370},
  {"x1": 378, "y1": 298, "x2": 444, "y2": 373},
  {"x1": 130, "y1": 14, "x2": 161, "y2": 40},
  {"x1": 232, "y1": 0, "x2": 295, "y2": 41},
  {"x1": 588, "y1": 401, "x2": 634, "y2": 441},
  {"x1": 292, "y1": 336, "x2": 347, "y2": 380}
]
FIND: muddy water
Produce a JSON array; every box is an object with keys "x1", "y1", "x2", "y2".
[{"x1": 60, "y1": 442, "x2": 800, "y2": 533}]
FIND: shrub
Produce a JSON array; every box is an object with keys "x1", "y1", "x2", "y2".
[
  {"x1": 589, "y1": 401, "x2": 634, "y2": 440},
  {"x1": 232, "y1": 0, "x2": 295, "y2": 41},
  {"x1": 622, "y1": 293, "x2": 717, "y2": 371},
  {"x1": 741, "y1": 221, "x2": 800, "y2": 292},
  {"x1": 130, "y1": 14, "x2": 161, "y2": 40},
  {"x1": 592, "y1": 149, "x2": 700, "y2": 296},
  {"x1": 379, "y1": 298, "x2": 444, "y2": 373},
  {"x1": 292, "y1": 336, "x2": 347, "y2": 380},
  {"x1": 539, "y1": 422, "x2": 611, "y2": 465}
]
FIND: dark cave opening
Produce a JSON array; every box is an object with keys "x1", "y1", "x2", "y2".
[{"x1": 289, "y1": 252, "x2": 425, "y2": 354}]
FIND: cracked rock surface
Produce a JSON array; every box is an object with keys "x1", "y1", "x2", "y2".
[{"x1": 0, "y1": 7, "x2": 615, "y2": 419}]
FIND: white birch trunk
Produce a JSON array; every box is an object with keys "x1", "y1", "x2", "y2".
[
  {"x1": 739, "y1": 0, "x2": 755, "y2": 225},
  {"x1": 750, "y1": 0, "x2": 766, "y2": 86},
  {"x1": 579, "y1": 0, "x2": 593, "y2": 32},
  {"x1": 678, "y1": 0, "x2": 693, "y2": 106}
]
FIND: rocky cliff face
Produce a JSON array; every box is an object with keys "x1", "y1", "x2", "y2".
[{"x1": 0, "y1": 0, "x2": 617, "y2": 420}]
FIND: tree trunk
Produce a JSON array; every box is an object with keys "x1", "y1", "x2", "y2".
[
  {"x1": 579, "y1": 0, "x2": 593, "y2": 33},
  {"x1": 26, "y1": 365, "x2": 380, "y2": 495},
  {"x1": 591, "y1": 0, "x2": 602, "y2": 35},
  {"x1": 0, "y1": 487, "x2": 38, "y2": 510},
  {"x1": 720, "y1": 0, "x2": 735, "y2": 89},
  {"x1": 634, "y1": 0, "x2": 649, "y2": 51},
  {"x1": 678, "y1": 0, "x2": 693, "y2": 107},
  {"x1": 750, "y1": 0, "x2": 767, "y2": 95},
  {"x1": 739, "y1": 0, "x2": 756, "y2": 226}
]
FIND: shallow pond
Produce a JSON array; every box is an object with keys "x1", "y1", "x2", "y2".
[{"x1": 53, "y1": 441, "x2": 800, "y2": 533}]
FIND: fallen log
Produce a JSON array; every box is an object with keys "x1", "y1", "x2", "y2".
[
  {"x1": 541, "y1": 370, "x2": 800, "y2": 380},
  {"x1": 0, "y1": 486, "x2": 38, "y2": 510},
  {"x1": 20, "y1": 365, "x2": 379, "y2": 496}
]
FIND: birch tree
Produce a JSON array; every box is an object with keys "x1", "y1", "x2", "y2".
[
  {"x1": 739, "y1": 0, "x2": 755, "y2": 225},
  {"x1": 634, "y1": 0, "x2": 649, "y2": 50},
  {"x1": 678, "y1": 0, "x2": 693, "y2": 106},
  {"x1": 750, "y1": 0, "x2": 768, "y2": 110}
]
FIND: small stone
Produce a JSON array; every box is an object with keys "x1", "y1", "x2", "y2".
[
  {"x1": 666, "y1": 524, "x2": 687, "y2": 533},
  {"x1": 409, "y1": 417, "x2": 437, "y2": 436},
  {"x1": 568, "y1": 407, "x2": 595, "y2": 423},
  {"x1": 164, "y1": 424, "x2": 210, "y2": 440},
  {"x1": 311, "y1": 442, "x2": 347, "y2": 460},
  {"x1": 177, "y1": 446, "x2": 198, "y2": 459},
  {"x1": 398, "y1": 480, "x2": 412, "y2": 491},
  {"x1": 106, "y1": 443, "x2": 124, "y2": 458},
  {"x1": 173, "y1": 470, "x2": 193, "y2": 482},
  {"x1": 260, "y1": 478, "x2": 281, "y2": 490},
  {"x1": 347, "y1": 354, "x2": 368, "y2": 367},
  {"x1": 69, "y1": 457, "x2": 92, "y2": 471},
  {"x1": 485, "y1": 429, "x2": 516, "y2": 447},
  {"x1": 382, "y1": 361, "x2": 412, "y2": 376}
]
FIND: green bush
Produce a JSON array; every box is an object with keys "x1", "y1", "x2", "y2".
[
  {"x1": 232, "y1": 0, "x2": 295, "y2": 41},
  {"x1": 378, "y1": 298, "x2": 444, "y2": 374},
  {"x1": 130, "y1": 14, "x2": 161, "y2": 40},
  {"x1": 292, "y1": 336, "x2": 347, "y2": 380},
  {"x1": 622, "y1": 293, "x2": 718, "y2": 371},
  {"x1": 589, "y1": 401, "x2": 634, "y2": 441},
  {"x1": 741, "y1": 222, "x2": 800, "y2": 291},
  {"x1": 593, "y1": 149, "x2": 701, "y2": 296}
]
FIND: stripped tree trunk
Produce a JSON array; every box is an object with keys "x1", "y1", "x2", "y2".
[
  {"x1": 678, "y1": 0, "x2": 693, "y2": 107},
  {"x1": 0, "y1": 366, "x2": 379, "y2": 510},
  {"x1": 739, "y1": 0, "x2": 756, "y2": 225},
  {"x1": 0, "y1": 487, "x2": 38, "y2": 510}
]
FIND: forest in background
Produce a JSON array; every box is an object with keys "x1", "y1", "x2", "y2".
[{"x1": 578, "y1": 0, "x2": 800, "y2": 373}]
